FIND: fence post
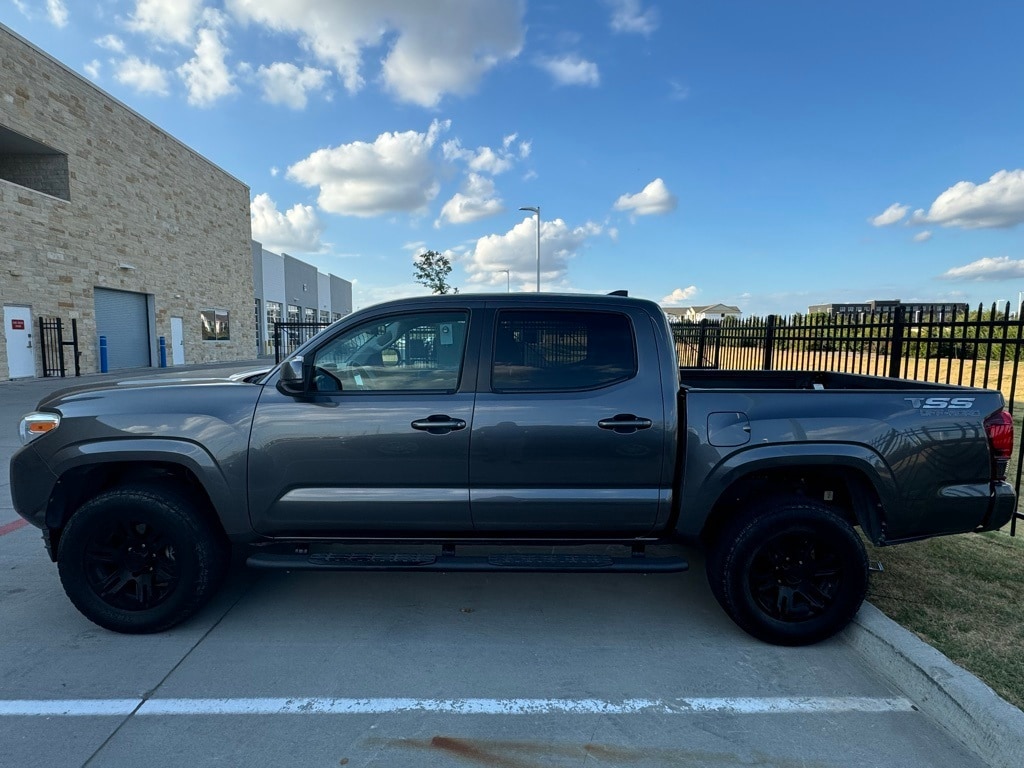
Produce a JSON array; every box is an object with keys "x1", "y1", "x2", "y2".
[
  {"x1": 56, "y1": 318, "x2": 66, "y2": 377},
  {"x1": 38, "y1": 318, "x2": 50, "y2": 378},
  {"x1": 888, "y1": 306, "x2": 906, "y2": 379},
  {"x1": 274, "y1": 322, "x2": 281, "y2": 364},
  {"x1": 70, "y1": 319, "x2": 81, "y2": 376},
  {"x1": 695, "y1": 319, "x2": 708, "y2": 368},
  {"x1": 762, "y1": 315, "x2": 777, "y2": 371}
]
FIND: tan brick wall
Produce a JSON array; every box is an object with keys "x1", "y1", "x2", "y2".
[{"x1": 0, "y1": 26, "x2": 254, "y2": 378}]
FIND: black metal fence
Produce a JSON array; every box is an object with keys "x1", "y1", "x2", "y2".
[
  {"x1": 273, "y1": 321, "x2": 332, "y2": 363},
  {"x1": 38, "y1": 317, "x2": 81, "y2": 377},
  {"x1": 672, "y1": 303, "x2": 1024, "y2": 534}
]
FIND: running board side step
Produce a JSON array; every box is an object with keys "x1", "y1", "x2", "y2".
[{"x1": 246, "y1": 551, "x2": 688, "y2": 573}]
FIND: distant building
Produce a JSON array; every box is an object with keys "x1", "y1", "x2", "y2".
[
  {"x1": 662, "y1": 304, "x2": 742, "y2": 322},
  {"x1": 252, "y1": 242, "x2": 352, "y2": 356},
  {"x1": 807, "y1": 299, "x2": 968, "y2": 321}
]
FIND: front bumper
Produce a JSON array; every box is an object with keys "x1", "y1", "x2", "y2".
[{"x1": 9, "y1": 443, "x2": 58, "y2": 530}]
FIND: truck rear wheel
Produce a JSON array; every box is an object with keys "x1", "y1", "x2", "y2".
[
  {"x1": 707, "y1": 500, "x2": 868, "y2": 646},
  {"x1": 57, "y1": 485, "x2": 227, "y2": 634}
]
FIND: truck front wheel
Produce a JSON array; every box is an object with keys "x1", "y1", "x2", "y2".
[
  {"x1": 707, "y1": 500, "x2": 868, "y2": 646},
  {"x1": 57, "y1": 486, "x2": 227, "y2": 634}
]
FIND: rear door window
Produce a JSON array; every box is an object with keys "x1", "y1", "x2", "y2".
[{"x1": 491, "y1": 310, "x2": 636, "y2": 392}]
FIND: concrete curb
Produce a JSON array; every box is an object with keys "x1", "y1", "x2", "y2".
[{"x1": 843, "y1": 602, "x2": 1024, "y2": 768}]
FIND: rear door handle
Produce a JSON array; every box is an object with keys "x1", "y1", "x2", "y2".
[
  {"x1": 598, "y1": 414, "x2": 653, "y2": 434},
  {"x1": 411, "y1": 415, "x2": 467, "y2": 434}
]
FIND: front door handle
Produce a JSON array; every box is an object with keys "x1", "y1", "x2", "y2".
[
  {"x1": 598, "y1": 414, "x2": 653, "y2": 434},
  {"x1": 411, "y1": 415, "x2": 467, "y2": 434}
]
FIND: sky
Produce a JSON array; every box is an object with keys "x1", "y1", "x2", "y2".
[{"x1": 4, "y1": 0, "x2": 1024, "y2": 315}]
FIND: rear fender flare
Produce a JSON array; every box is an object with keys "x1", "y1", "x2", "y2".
[{"x1": 679, "y1": 443, "x2": 897, "y2": 540}]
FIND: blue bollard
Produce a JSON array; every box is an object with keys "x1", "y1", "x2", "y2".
[
  {"x1": 159, "y1": 336, "x2": 167, "y2": 368},
  {"x1": 99, "y1": 336, "x2": 108, "y2": 373}
]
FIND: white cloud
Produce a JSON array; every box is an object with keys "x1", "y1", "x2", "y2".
[
  {"x1": 614, "y1": 178, "x2": 677, "y2": 215},
  {"x1": 128, "y1": 0, "x2": 202, "y2": 45},
  {"x1": 939, "y1": 256, "x2": 1024, "y2": 282},
  {"x1": 442, "y1": 138, "x2": 526, "y2": 175},
  {"x1": 287, "y1": 120, "x2": 449, "y2": 217},
  {"x1": 913, "y1": 230, "x2": 932, "y2": 243},
  {"x1": 250, "y1": 193, "x2": 325, "y2": 254},
  {"x1": 436, "y1": 173, "x2": 504, "y2": 226},
  {"x1": 83, "y1": 60, "x2": 101, "y2": 80},
  {"x1": 270, "y1": 166, "x2": 279, "y2": 177},
  {"x1": 538, "y1": 55, "x2": 600, "y2": 87},
  {"x1": 662, "y1": 286, "x2": 698, "y2": 304},
  {"x1": 916, "y1": 170, "x2": 1024, "y2": 229},
  {"x1": 114, "y1": 56, "x2": 170, "y2": 96},
  {"x1": 46, "y1": 0, "x2": 68, "y2": 27},
  {"x1": 354, "y1": 281, "x2": 430, "y2": 309},
  {"x1": 95, "y1": 34, "x2": 126, "y2": 53},
  {"x1": 178, "y1": 25, "x2": 238, "y2": 107},
  {"x1": 608, "y1": 0, "x2": 659, "y2": 35},
  {"x1": 462, "y1": 216, "x2": 602, "y2": 290},
  {"x1": 869, "y1": 203, "x2": 909, "y2": 227},
  {"x1": 257, "y1": 62, "x2": 331, "y2": 109},
  {"x1": 227, "y1": 0, "x2": 524, "y2": 107}
]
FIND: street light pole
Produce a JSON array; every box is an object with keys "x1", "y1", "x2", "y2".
[
  {"x1": 499, "y1": 269, "x2": 510, "y2": 292},
  {"x1": 519, "y1": 205, "x2": 541, "y2": 292}
]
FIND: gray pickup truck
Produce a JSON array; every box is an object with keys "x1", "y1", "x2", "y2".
[{"x1": 10, "y1": 293, "x2": 1016, "y2": 645}]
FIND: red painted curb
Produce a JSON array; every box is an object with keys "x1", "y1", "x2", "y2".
[{"x1": 0, "y1": 519, "x2": 29, "y2": 536}]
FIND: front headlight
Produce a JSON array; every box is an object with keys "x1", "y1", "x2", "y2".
[{"x1": 19, "y1": 412, "x2": 61, "y2": 445}]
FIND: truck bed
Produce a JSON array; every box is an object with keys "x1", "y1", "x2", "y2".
[{"x1": 679, "y1": 368, "x2": 988, "y2": 392}]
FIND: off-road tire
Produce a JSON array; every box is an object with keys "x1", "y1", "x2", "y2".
[
  {"x1": 706, "y1": 499, "x2": 868, "y2": 646},
  {"x1": 57, "y1": 485, "x2": 228, "y2": 634}
]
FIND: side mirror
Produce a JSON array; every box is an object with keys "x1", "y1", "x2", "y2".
[{"x1": 276, "y1": 357, "x2": 306, "y2": 396}]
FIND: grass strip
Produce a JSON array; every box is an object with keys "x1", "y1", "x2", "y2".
[{"x1": 865, "y1": 529, "x2": 1024, "y2": 711}]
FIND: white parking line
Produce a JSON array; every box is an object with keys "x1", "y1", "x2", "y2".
[{"x1": 0, "y1": 696, "x2": 916, "y2": 717}]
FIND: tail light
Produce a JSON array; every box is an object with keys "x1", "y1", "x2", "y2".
[{"x1": 984, "y1": 410, "x2": 1014, "y2": 481}]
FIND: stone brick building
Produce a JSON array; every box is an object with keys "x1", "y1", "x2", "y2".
[{"x1": 1, "y1": 24, "x2": 253, "y2": 378}]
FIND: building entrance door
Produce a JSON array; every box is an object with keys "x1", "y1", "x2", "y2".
[
  {"x1": 170, "y1": 316, "x2": 185, "y2": 365},
  {"x1": 3, "y1": 305, "x2": 35, "y2": 378}
]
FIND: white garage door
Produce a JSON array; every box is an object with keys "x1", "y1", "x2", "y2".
[{"x1": 94, "y1": 288, "x2": 151, "y2": 370}]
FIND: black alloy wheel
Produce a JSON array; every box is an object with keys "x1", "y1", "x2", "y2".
[
  {"x1": 81, "y1": 516, "x2": 181, "y2": 612},
  {"x1": 706, "y1": 499, "x2": 868, "y2": 646},
  {"x1": 747, "y1": 529, "x2": 842, "y2": 622},
  {"x1": 58, "y1": 485, "x2": 227, "y2": 634}
]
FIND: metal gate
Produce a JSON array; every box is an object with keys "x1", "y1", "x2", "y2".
[
  {"x1": 38, "y1": 317, "x2": 81, "y2": 377},
  {"x1": 273, "y1": 321, "x2": 331, "y2": 363}
]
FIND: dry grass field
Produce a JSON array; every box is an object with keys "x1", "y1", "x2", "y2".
[{"x1": 680, "y1": 343, "x2": 1024, "y2": 404}]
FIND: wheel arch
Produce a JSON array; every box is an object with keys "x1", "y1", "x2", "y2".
[
  {"x1": 689, "y1": 446, "x2": 895, "y2": 549},
  {"x1": 43, "y1": 439, "x2": 242, "y2": 556}
]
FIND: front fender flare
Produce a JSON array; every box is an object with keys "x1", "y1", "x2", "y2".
[{"x1": 46, "y1": 438, "x2": 248, "y2": 537}]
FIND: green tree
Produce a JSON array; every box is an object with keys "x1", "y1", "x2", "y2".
[{"x1": 413, "y1": 250, "x2": 458, "y2": 295}]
